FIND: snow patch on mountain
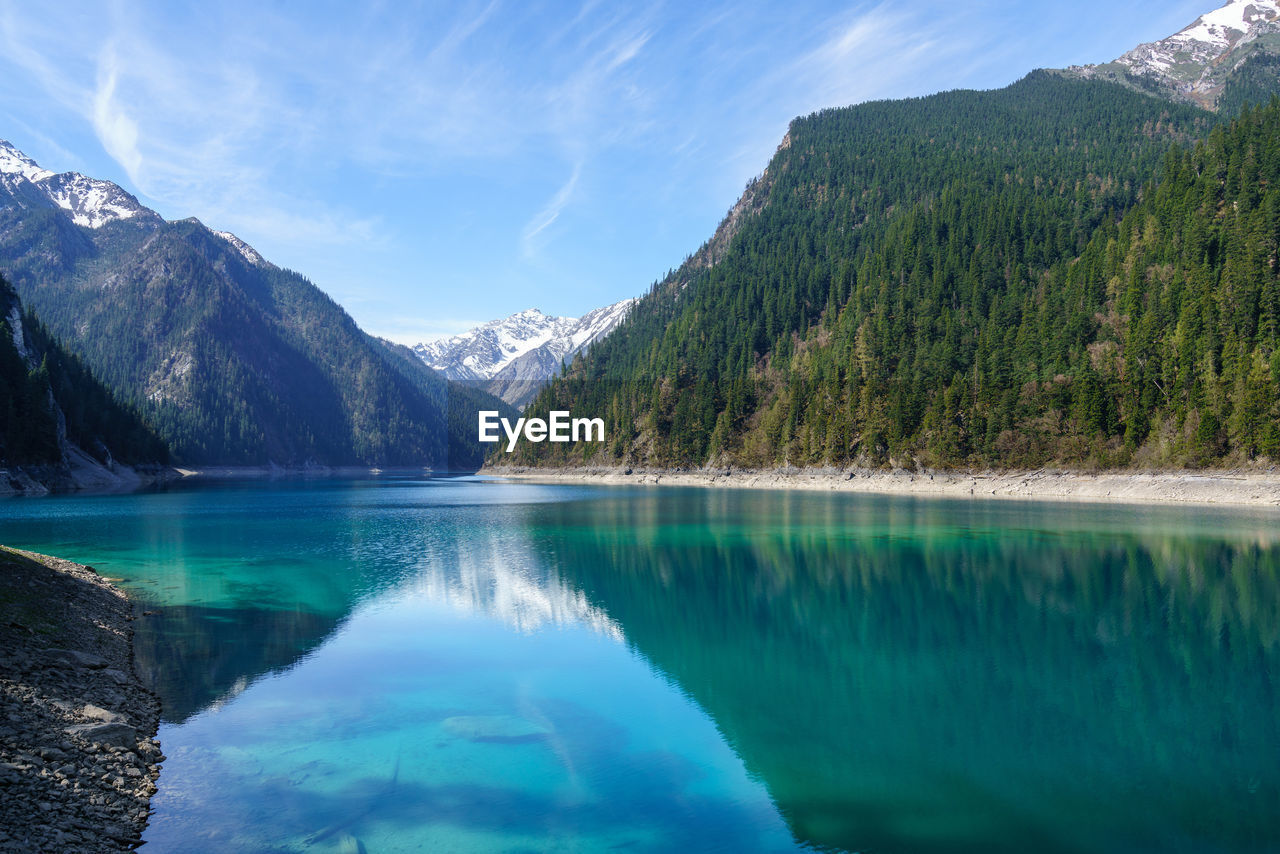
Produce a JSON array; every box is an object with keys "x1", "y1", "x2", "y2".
[
  {"x1": 1069, "y1": 0, "x2": 1280, "y2": 107},
  {"x1": 413, "y1": 298, "x2": 637, "y2": 406},
  {"x1": 1178, "y1": 0, "x2": 1280, "y2": 49},
  {"x1": 0, "y1": 140, "x2": 282, "y2": 272},
  {"x1": 213, "y1": 230, "x2": 270, "y2": 267},
  {"x1": 0, "y1": 143, "x2": 54, "y2": 183},
  {"x1": 0, "y1": 140, "x2": 154, "y2": 229},
  {"x1": 415, "y1": 299, "x2": 636, "y2": 383}
]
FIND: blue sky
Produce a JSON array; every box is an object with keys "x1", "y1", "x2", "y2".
[{"x1": 0, "y1": 0, "x2": 1213, "y2": 343}]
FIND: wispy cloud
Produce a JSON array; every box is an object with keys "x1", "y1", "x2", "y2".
[
  {"x1": 521, "y1": 162, "x2": 583, "y2": 258},
  {"x1": 707, "y1": 2, "x2": 978, "y2": 192},
  {"x1": 91, "y1": 47, "x2": 142, "y2": 182},
  {"x1": 373, "y1": 317, "x2": 490, "y2": 347},
  {"x1": 0, "y1": 0, "x2": 1206, "y2": 340}
]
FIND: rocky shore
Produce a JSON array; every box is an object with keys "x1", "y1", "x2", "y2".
[
  {"x1": 485, "y1": 465, "x2": 1280, "y2": 507},
  {"x1": 0, "y1": 548, "x2": 162, "y2": 852},
  {"x1": 0, "y1": 458, "x2": 177, "y2": 498}
]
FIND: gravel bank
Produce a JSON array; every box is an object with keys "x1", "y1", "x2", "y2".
[
  {"x1": 485, "y1": 465, "x2": 1280, "y2": 507},
  {"x1": 0, "y1": 548, "x2": 162, "y2": 852}
]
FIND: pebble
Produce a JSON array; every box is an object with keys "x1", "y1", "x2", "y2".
[{"x1": 0, "y1": 548, "x2": 162, "y2": 854}]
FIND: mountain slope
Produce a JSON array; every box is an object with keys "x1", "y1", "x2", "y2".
[
  {"x1": 512, "y1": 72, "x2": 1270, "y2": 470},
  {"x1": 0, "y1": 141, "x2": 484, "y2": 469},
  {"x1": 414, "y1": 299, "x2": 636, "y2": 407},
  {"x1": 1066, "y1": 0, "x2": 1280, "y2": 111},
  {"x1": 1, "y1": 274, "x2": 167, "y2": 491},
  {"x1": 372, "y1": 336, "x2": 518, "y2": 470}
]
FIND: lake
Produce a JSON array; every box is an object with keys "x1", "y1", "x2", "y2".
[{"x1": 1, "y1": 477, "x2": 1278, "y2": 853}]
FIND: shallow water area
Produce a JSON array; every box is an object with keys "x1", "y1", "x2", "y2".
[{"x1": 1, "y1": 477, "x2": 1278, "y2": 852}]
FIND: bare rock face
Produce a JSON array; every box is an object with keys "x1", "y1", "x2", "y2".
[{"x1": 0, "y1": 547, "x2": 162, "y2": 853}]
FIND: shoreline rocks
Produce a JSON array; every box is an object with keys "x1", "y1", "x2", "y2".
[
  {"x1": 0, "y1": 547, "x2": 162, "y2": 853},
  {"x1": 0, "y1": 462, "x2": 178, "y2": 498},
  {"x1": 483, "y1": 465, "x2": 1280, "y2": 507}
]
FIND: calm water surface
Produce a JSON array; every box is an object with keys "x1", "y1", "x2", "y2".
[{"x1": 1, "y1": 478, "x2": 1278, "y2": 853}]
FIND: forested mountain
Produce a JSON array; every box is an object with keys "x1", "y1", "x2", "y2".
[
  {"x1": 0, "y1": 142, "x2": 494, "y2": 470},
  {"x1": 512, "y1": 72, "x2": 1280, "y2": 470},
  {"x1": 0, "y1": 275, "x2": 166, "y2": 472},
  {"x1": 372, "y1": 337, "x2": 517, "y2": 470}
]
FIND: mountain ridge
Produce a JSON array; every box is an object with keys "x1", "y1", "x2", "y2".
[
  {"x1": 510, "y1": 68, "x2": 1280, "y2": 471},
  {"x1": 413, "y1": 298, "x2": 636, "y2": 407},
  {"x1": 1066, "y1": 0, "x2": 1280, "y2": 110},
  {"x1": 0, "y1": 274, "x2": 169, "y2": 494},
  {"x1": 0, "y1": 140, "x2": 501, "y2": 470}
]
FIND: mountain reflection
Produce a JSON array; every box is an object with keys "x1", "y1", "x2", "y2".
[
  {"x1": 528, "y1": 490, "x2": 1280, "y2": 854},
  {"x1": 131, "y1": 484, "x2": 623, "y2": 724},
  {"x1": 134, "y1": 603, "x2": 343, "y2": 723}
]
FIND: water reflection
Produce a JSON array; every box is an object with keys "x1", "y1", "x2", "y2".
[
  {"x1": 4, "y1": 481, "x2": 1279, "y2": 852},
  {"x1": 531, "y1": 490, "x2": 1280, "y2": 853},
  {"x1": 133, "y1": 604, "x2": 343, "y2": 722}
]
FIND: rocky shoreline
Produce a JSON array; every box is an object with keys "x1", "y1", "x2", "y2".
[
  {"x1": 0, "y1": 548, "x2": 162, "y2": 852},
  {"x1": 0, "y1": 459, "x2": 178, "y2": 498},
  {"x1": 484, "y1": 465, "x2": 1280, "y2": 507}
]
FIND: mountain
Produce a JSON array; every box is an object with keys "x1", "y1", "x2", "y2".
[
  {"x1": 1, "y1": 274, "x2": 168, "y2": 493},
  {"x1": 1066, "y1": 0, "x2": 1280, "y2": 111},
  {"x1": 0, "y1": 140, "x2": 496, "y2": 470},
  {"x1": 0, "y1": 142, "x2": 156, "y2": 229},
  {"x1": 510, "y1": 69, "x2": 1280, "y2": 471},
  {"x1": 413, "y1": 298, "x2": 636, "y2": 407}
]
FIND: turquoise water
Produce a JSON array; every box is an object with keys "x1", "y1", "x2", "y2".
[{"x1": 2, "y1": 479, "x2": 1279, "y2": 852}]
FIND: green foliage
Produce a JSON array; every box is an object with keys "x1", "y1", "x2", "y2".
[
  {"x1": 518, "y1": 75, "x2": 1280, "y2": 470},
  {"x1": 0, "y1": 275, "x2": 166, "y2": 466},
  {"x1": 0, "y1": 217, "x2": 475, "y2": 469},
  {"x1": 1217, "y1": 52, "x2": 1280, "y2": 119},
  {"x1": 372, "y1": 336, "x2": 518, "y2": 471}
]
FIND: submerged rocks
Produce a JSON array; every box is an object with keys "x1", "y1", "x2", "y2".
[
  {"x1": 0, "y1": 547, "x2": 161, "y2": 853},
  {"x1": 442, "y1": 714, "x2": 552, "y2": 743}
]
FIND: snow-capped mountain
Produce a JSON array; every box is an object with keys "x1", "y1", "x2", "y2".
[
  {"x1": 212, "y1": 229, "x2": 271, "y2": 268},
  {"x1": 0, "y1": 140, "x2": 268, "y2": 267},
  {"x1": 0, "y1": 140, "x2": 158, "y2": 229},
  {"x1": 1069, "y1": 0, "x2": 1280, "y2": 109},
  {"x1": 413, "y1": 298, "x2": 637, "y2": 407}
]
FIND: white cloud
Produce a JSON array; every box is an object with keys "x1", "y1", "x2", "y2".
[
  {"x1": 370, "y1": 317, "x2": 489, "y2": 346},
  {"x1": 91, "y1": 47, "x2": 143, "y2": 183},
  {"x1": 521, "y1": 162, "x2": 582, "y2": 257}
]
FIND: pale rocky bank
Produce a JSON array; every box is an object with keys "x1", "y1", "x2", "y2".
[
  {"x1": 0, "y1": 548, "x2": 162, "y2": 852},
  {"x1": 485, "y1": 466, "x2": 1280, "y2": 507}
]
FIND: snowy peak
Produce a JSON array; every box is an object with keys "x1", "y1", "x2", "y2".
[
  {"x1": 1175, "y1": 0, "x2": 1280, "y2": 50},
  {"x1": 414, "y1": 307, "x2": 570, "y2": 382},
  {"x1": 0, "y1": 141, "x2": 54, "y2": 183},
  {"x1": 213, "y1": 230, "x2": 271, "y2": 268},
  {"x1": 412, "y1": 297, "x2": 637, "y2": 406},
  {"x1": 0, "y1": 139, "x2": 154, "y2": 229},
  {"x1": 42, "y1": 172, "x2": 150, "y2": 229},
  {"x1": 1069, "y1": 0, "x2": 1280, "y2": 109},
  {"x1": 0, "y1": 141, "x2": 270, "y2": 263}
]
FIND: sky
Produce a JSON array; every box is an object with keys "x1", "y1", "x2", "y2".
[{"x1": 0, "y1": 0, "x2": 1216, "y2": 344}]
